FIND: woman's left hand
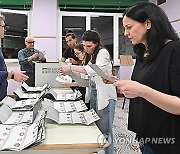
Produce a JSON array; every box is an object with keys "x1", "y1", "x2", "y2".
[{"x1": 113, "y1": 80, "x2": 144, "y2": 98}]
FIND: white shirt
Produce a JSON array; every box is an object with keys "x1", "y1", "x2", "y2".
[{"x1": 84, "y1": 48, "x2": 117, "y2": 110}]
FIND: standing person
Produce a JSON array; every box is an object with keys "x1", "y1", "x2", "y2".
[
  {"x1": 60, "y1": 30, "x2": 79, "y2": 64},
  {"x1": 113, "y1": 2, "x2": 180, "y2": 154},
  {"x1": 61, "y1": 30, "x2": 117, "y2": 154},
  {"x1": 0, "y1": 15, "x2": 28, "y2": 101},
  {"x1": 61, "y1": 42, "x2": 90, "y2": 110},
  {"x1": 18, "y1": 36, "x2": 46, "y2": 87}
]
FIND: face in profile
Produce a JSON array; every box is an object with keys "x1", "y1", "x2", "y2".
[
  {"x1": 82, "y1": 41, "x2": 97, "y2": 55},
  {"x1": 123, "y1": 16, "x2": 151, "y2": 45}
]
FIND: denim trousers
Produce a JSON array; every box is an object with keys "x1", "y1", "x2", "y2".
[
  {"x1": 90, "y1": 83, "x2": 116, "y2": 154},
  {"x1": 141, "y1": 145, "x2": 154, "y2": 154}
]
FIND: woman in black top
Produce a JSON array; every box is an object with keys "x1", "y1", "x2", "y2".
[{"x1": 113, "y1": 2, "x2": 180, "y2": 154}]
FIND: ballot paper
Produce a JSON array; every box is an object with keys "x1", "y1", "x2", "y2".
[
  {"x1": 43, "y1": 98, "x2": 88, "y2": 113},
  {"x1": 0, "y1": 111, "x2": 46, "y2": 151},
  {"x1": 1, "y1": 96, "x2": 38, "y2": 111},
  {"x1": 13, "y1": 88, "x2": 41, "y2": 100},
  {"x1": 88, "y1": 64, "x2": 116, "y2": 83},
  {"x1": 44, "y1": 89, "x2": 82, "y2": 101},
  {"x1": 56, "y1": 73, "x2": 73, "y2": 83},
  {"x1": 21, "y1": 82, "x2": 49, "y2": 92},
  {"x1": 66, "y1": 71, "x2": 90, "y2": 87},
  {"x1": 0, "y1": 105, "x2": 34, "y2": 125},
  {"x1": 46, "y1": 108, "x2": 100, "y2": 125}
]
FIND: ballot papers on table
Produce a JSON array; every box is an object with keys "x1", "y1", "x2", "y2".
[
  {"x1": 88, "y1": 64, "x2": 116, "y2": 83},
  {"x1": 0, "y1": 104, "x2": 34, "y2": 125},
  {"x1": 21, "y1": 82, "x2": 49, "y2": 93},
  {"x1": 0, "y1": 111, "x2": 46, "y2": 151},
  {"x1": 44, "y1": 88, "x2": 82, "y2": 101},
  {"x1": 43, "y1": 98, "x2": 87, "y2": 113},
  {"x1": 46, "y1": 108, "x2": 100, "y2": 125},
  {"x1": 13, "y1": 88, "x2": 44, "y2": 100},
  {"x1": 1, "y1": 96, "x2": 38, "y2": 111}
]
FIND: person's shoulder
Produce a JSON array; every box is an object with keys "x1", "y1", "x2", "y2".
[
  {"x1": 18, "y1": 48, "x2": 27, "y2": 53},
  {"x1": 98, "y1": 48, "x2": 109, "y2": 56}
]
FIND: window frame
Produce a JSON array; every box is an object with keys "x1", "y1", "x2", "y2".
[{"x1": 59, "y1": 11, "x2": 123, "y2": 66}]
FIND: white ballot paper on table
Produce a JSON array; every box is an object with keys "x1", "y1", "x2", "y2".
[
  {"x1": 88, "y1": 64, "x2": 116, "y2": 83},
  {"x1": 0, "y1": 104, "x2": 34, "y2": 125},
  {"x1": 1, "y1": 96, "x2": 38, "y2": 111},
  {"x1": 43, "y1": 98, "x2": 87, "y2": 112},
  {"x1": 21, "y1": 82, "x2": 48, "y2": 92},
  {"x1": 46, "y1": 108, "x2": 100, "y2": 125},
  {"x1": 13, "y1": 88, "x2": 41, "y2": 99}
]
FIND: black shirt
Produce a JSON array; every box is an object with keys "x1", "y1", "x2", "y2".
[
  {"x1": 62, "y1": 47, "x2": 79, "y2": 61},
  {"x1": 129, "y1": 41, "x2": 180, "y2": 154}
]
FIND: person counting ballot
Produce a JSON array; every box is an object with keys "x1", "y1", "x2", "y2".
[
  {"x1": 18, "y1": 36, "x2": 46, "y2": 87},
  {"x1": 112, "y1": 2, "x2": 180, "y2": 154},
  {"x1": 61, "y1": 30, "x2": 117, "y2": 154}
]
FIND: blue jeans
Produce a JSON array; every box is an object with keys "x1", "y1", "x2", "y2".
[
  {"x1": 142, "y1": 145, "x2": 154, "y2": 154},
  {"x1": 90, "y1": 83, "x2": 116, "y2": 154}
]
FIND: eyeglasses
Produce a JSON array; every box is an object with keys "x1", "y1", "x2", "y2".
[
  {"x1": 26, "y1": 41, "x2": 35, "y2": 44},
  {"x1": 0, "y1": 25, "x2": 8, "y2": 30},
  {"x1": 74, "y1": 52, "x2": 82, "y2": 57}
]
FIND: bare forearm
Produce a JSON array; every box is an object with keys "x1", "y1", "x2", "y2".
[
  {"x1": 71, "y1": 65, "x2": 87, "y2": 74},
  {"x1": 141, "y1": 85, "x2": 180, "y2": 115}
]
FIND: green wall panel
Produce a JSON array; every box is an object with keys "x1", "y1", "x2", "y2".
[{"x1": 0, "y1": 0, "x2": 147, "y2": 11}]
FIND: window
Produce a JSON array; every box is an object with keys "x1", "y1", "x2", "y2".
[
  {"x1": 0, "y1": 9, "x2": 28, "y2": 59},
  {"x1": 59, "y1": 11, "x2": 124, "y2": 65}
]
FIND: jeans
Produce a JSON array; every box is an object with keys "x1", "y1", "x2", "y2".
[
  {"x1": 141, "y1": 145, "x2": 154, "y2": 154},
  {"x1": 90, "y1": 83, "x2": 116, "y2": 154}
]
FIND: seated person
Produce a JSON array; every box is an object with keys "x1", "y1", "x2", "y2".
[{"x1": 18, "y1": 36, "x2": 46, "y2": 87}]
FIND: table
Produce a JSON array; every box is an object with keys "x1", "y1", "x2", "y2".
[{"x1": 3, "y1": 88, "x2": 108, "y2": 154}]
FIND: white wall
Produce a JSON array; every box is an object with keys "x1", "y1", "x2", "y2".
[{"x1": 149, "y1": 0, "x2": 180, "y2": 33}]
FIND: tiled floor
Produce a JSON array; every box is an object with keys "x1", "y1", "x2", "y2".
[{"x1": 113, "y1": 98, "x2": 141, "y2": 154}]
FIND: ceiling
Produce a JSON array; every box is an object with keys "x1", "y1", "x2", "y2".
[{"x1": 0, "y1": 0, "x2": 147, "y2": 12}]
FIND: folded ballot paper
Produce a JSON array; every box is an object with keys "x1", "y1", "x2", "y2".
[
  {"x1": 0, "y1": 111, "x2": 46, "y2": 151},
  {"x1": 0, "y1": 104, "x2": 34, "y2": 125},
  {"x1": 56, "y1": 73, "x2": 73, "y2": 83},
  {"x1": 88, "y1": 64, "x2": 116, "y2": 83},
  {"x1": 21, "y1": 82, "x2": 49, "y2": 93},
  {"x1": 46, "y1": 108, "x2": 100, "y2": 125},
  {"x1": 1, "y1": 96, "x2": 38, "y2": 111},
  {"x1": 0, "y1": 100, "x2": 41, "y2": 125},
  {"x1": 13, "y1": 88, "x2": 45, "y2": 100},
  {"x1": 43, "y1": 98, "x2": 88, "y2": 113},
  {"x1": 66, "y1": 71, "x2": 90, "y2": 87},
  {"x1": 44, "y1": 88, "x2": 82, "y2": 101}
]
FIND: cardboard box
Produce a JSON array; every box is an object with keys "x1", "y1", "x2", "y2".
[
  {"x1": 35, "y1": 62, "x2": 62, "y2": 87},
  {"x1": 119, "y1": 55, "x2": 133, "y2": 66}
]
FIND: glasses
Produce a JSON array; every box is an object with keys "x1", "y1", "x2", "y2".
[
  {"x1": 0, "y1": 25, "x2": 8, "y2": 30},
  {"x1": 74, "y1": 52, "x2": 82, "y2": 57},
  {"x1": 26, "y1": 41, "x2": 35, "y2": 44}
]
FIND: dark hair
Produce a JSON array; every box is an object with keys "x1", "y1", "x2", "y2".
[
  {"x1": 123, "y1": 2, "x2": 180, "y2": 61},
  {"x1": 81, "y1": 30, "x2": 103, "y2": 64},
  {"x1": 74, "y1": 42, "x2": 89, "y2": 65},
  {"x1": 65, "y1": 29, "x2": 76, "y2": 39}
]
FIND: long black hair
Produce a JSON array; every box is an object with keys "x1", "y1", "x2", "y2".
[
  {"x1": 123, "y1": 2, "x2": 180, "y2": 61},
  {"x1": 81, "y1": 30, "x2": 103, "y2": 64}
]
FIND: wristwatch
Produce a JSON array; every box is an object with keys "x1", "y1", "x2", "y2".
[{"x1": 11, "y1": 71, "x2": 14, "y2": 79}]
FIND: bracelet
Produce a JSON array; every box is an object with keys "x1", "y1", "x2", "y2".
[{"x1": 11, "y1": 71, "x2": 14, "y2": 79}]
